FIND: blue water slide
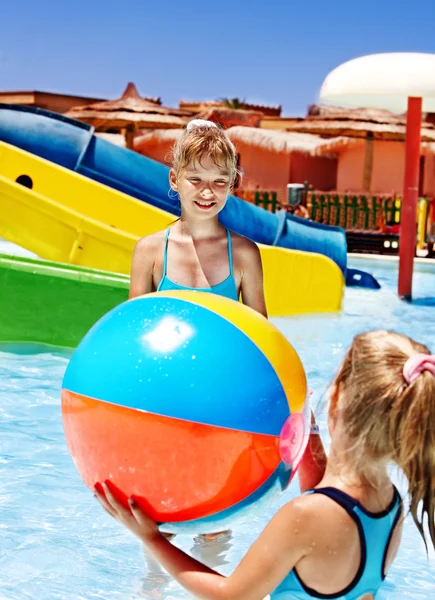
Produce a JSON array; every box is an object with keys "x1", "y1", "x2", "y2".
[{"x1": 0, "y1": 103, "x2": 378, "y2": 287}]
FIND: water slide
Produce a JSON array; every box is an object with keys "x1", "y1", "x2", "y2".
[
  {"x1": 0, "y1": 136, "x2": 343, "y2": 321},
  {"x1": 0, "y1": 253, "x2": 130, "y2": 347},
  {"x1": 2, "y1": 102, "x2": 390, "y2": 337},
  {"x1": 0, "y1": 101, "x2": 351, "y2": 257}
]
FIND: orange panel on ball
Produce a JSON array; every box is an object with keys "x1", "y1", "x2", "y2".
[{"x1": 62, "y1": 390, "x2": 281, "y2": 522}]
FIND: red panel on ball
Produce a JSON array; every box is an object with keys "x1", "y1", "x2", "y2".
[{"x1": 62, "y1": 390, "x2": 281, "y2": 522}]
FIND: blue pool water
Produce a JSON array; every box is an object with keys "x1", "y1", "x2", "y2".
[{"x1": 1, "y1": 255, "x2": 435, "y2": 599}]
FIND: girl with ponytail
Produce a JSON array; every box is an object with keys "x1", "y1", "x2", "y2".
[{"x1": 95, "y1": 330, "x2": 435, "y2": 599}]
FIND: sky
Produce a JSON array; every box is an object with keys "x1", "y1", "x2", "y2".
[{"x1": 1, "y1": 0, "x2": 434, "y2": 116}]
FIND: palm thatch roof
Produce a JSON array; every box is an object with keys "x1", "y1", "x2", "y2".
[
  {"x1": 197, "y1": 107, "x2": 263, "y2": 128},
  {"x1": 130, "y1": 126, "x2": 435, "y2": 161},
  {"x1": 226, "y1": 126, "x2": 326, "y2": 154},
  {"x1": 133, "y1": 128, "x2": 183, "y2": 153},
  {"x1": 315, "y1": 136, "x2": 364, "y2": 155},
  {"x1": 306, "y1": 104, "x2": 407, "y2": 124},
  {"x1": 315, "y1": 135, "x2": 435, "y2": 157},
  {"x1": 180, "y1": 100, "x2": 281, "y2": 117},
  {"x1": 134, "y1": 126, "x2": 332, "y2": 156},
  {"x1": 285, "y1": 118, "x2": 435, "y2": 142},
  {"x1": 283, "y1": 104, "x2": 435, "y2": 142},
  {"x1": 66, "y1": 83, "x2": 190, "y2": 131}
]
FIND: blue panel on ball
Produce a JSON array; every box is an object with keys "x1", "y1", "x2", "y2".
[
  {"x1": 159, "y1": 462, "x2": 292, "y2": 534},
  {"x1": 62, "y1": 296, "x2": 289, "y2": 436}
]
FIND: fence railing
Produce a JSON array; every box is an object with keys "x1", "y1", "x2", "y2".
[
  {"x1": 308, "y1": 193, "x2": 402, "y2": 231},
  {"x1": 236, "y1": 189, "x2": 279, "y2": 213},
  {"x1": 236, "y1": 188, "x2": 434, "y2": 247},
  {"x1": 307, "y1": 193, "x2": 433, "y2": 250}
]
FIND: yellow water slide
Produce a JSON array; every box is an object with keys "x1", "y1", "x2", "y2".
[{"x1": 0, "y1": 141, "x2": 344, "y2": 316}]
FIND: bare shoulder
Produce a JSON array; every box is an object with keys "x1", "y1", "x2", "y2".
[
  {"x1": 278, "y1": 493, "x2": 329, "y2": 527},
  {"x1": 263, "y1": 494, "x2": 332, "y2": 555},
  {"x1": 230, "y1": 231, "x2": 261, "y2": 262},
  {"x1": 135, "y1": 230, "x2": 166, "y2": 251},
  {"x1": 268, "y1": 492, "x2": 357, "y2": 560},
  {"x1": 277, "y1": 493, "x2": 350, "y2": 537},
  {"x1": 284, "y1": 491, "x2": 363, "y2": 547},
  {"x1": 133, "y1": 230, "x2": 166, "y2": 263}
]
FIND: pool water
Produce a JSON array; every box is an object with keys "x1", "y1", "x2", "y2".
[{"x1": 1, "y1": 256, "x2": 434, "y2": 600}]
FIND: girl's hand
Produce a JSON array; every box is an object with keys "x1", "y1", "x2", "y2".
[
  {"x1": 94, "y1": 482, "x2": 160, "y2": 543},
  {"x1": 94, "y1": 485, "x2": 312, "y2": 600}
]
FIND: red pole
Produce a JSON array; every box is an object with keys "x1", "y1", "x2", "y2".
[{"x1": 398, "y1": 97, "x2": 422, "y2": 300}]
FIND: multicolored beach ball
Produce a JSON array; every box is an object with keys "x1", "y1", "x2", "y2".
[{"x1": 61, "y1": 291, "x2": 309, "y2": 533}]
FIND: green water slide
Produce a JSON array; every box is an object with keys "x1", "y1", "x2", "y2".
[{"x1": 0, "y1": 254, "x2": 129, "y2": 347}]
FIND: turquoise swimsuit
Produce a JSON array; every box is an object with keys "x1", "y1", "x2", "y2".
[
  {"x1": 157, "y1": 228, "x2": 239, "y2": 301},
  {"x1": 271, "y1": 486, "x2": 402, "y2": 599}
]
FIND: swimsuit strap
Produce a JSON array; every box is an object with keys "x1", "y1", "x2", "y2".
[
  {"x1": 310, "y1": 486, "x2": 401, "y2": 518},
  {"x1": 227, "y1": 229, "x2": 234, "y2": 276},
  {"x1": 310, "y1": 487, "x2": 359, "y2": 512},
  {"x1": 162, "y1": 228, "x2": 170, "y2": 278}
]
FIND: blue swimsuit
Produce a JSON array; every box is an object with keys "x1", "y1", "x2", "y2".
[
  {"x1": 157, "y1": 228, "x2": 239, "y2": 301},
  {"x1": 271, "y1": 486, "x2": 402, "y2": 599}
]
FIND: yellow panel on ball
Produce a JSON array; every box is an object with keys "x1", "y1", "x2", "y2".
[{"x1": 144, "y1": 290, "x2": 307, "y2": 413}]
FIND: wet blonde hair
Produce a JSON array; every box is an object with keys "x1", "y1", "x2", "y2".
[
  {"x1": 170, "y1": 119, "x2": 239, "y2": 187},
  {"x1": 334, "y1": 330, "x2": 435, "y2": 550}
]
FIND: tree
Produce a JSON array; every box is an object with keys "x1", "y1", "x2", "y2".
[{"x1": 218, "y1": 97, "x2": 246, "y2": 109}]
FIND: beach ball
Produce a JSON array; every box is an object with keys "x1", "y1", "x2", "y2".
[{"x1": 61, "y1": 291, "x2": 309, "y2": 533}]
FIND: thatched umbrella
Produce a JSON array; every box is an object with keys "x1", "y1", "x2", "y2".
[
  {"x1": 66, "y1": 83, "x2": 191, "y2": 149},
  {"x1": 285, "y1": 107, "x2": 435, "y2": 141},
  {"x1": 306, "y1": 104, "x2": 406, "y2": 122},
  {"x1": 226, "y1": 126, "x2": 325, "y2": 154}
]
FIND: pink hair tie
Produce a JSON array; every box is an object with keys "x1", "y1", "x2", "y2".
[{"x1": 403, "y1": 353, "x2": 435, "y2": 384}]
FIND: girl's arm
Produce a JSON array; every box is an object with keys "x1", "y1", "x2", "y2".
[
  {"x1": 96, "y1": 483, "x2": 314, "y2": 600},
  {"x1": 297, "y1": 413, "x2": 327, "y2": 493},
  {"x1": 239, "y1": 241, "x2": 267, "y2": 318},
  {"x1": 129, "y1": 237, "x2": 155, "y2": 299}
]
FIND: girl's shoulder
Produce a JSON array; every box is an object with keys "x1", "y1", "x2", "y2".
[
  {"x1": 275, "y1": 491, "x2": 360, "y2": 547},
  {"x1": 132, "y1": 230, "x2": 167, "y2": 268},
  {"x1": 229, "y1": 231, "x2": 260, "y2": 252},
  {"x1": 134, "y1": 229, "x2": 167, "y2": 252},
  {"x1": 229, "y1": 231, "x2": 261, "y2": 266}
]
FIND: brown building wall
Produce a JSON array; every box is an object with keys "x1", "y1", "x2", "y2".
[
  {"x1": 0, "y1": 91, "x2": 105, "y2": 114},
  {"x1": 423, "y1": 154, "x2": 435, "y2": 197},
  {"x1": 335, "y1": 140, "x2": 434, "y2": 197},
  {"x1": 289, "y1": 152, "x2": 337, "y2": 191},
  {"x1": 235, "y1": 140, "x2": 291, "y2": 203},
  {"x1": 134, "y1": 136, "x2": 175, "y2": 166}
]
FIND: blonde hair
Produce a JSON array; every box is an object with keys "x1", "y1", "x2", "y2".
[
  {"x1": 334, "y1": 330, "x2": 435, "y2": 550},
  {"x1": 170, "y1": 120, "x2": 239, "y2": 186},
  {"x1": 335, "y1": 331, "x2": 435, "y2": 547}
]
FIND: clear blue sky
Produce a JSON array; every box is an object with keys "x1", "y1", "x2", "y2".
[{"x1": 1, "y1": 0, "x2": 434, "y2": 116}]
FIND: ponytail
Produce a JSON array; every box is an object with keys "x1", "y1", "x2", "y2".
[
  {"x1": 333, "y1": 331, "x2": 435, "y2": 551},
  {"x1": 389, "y1": 367, "x2": 435, "y2": 550}
]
